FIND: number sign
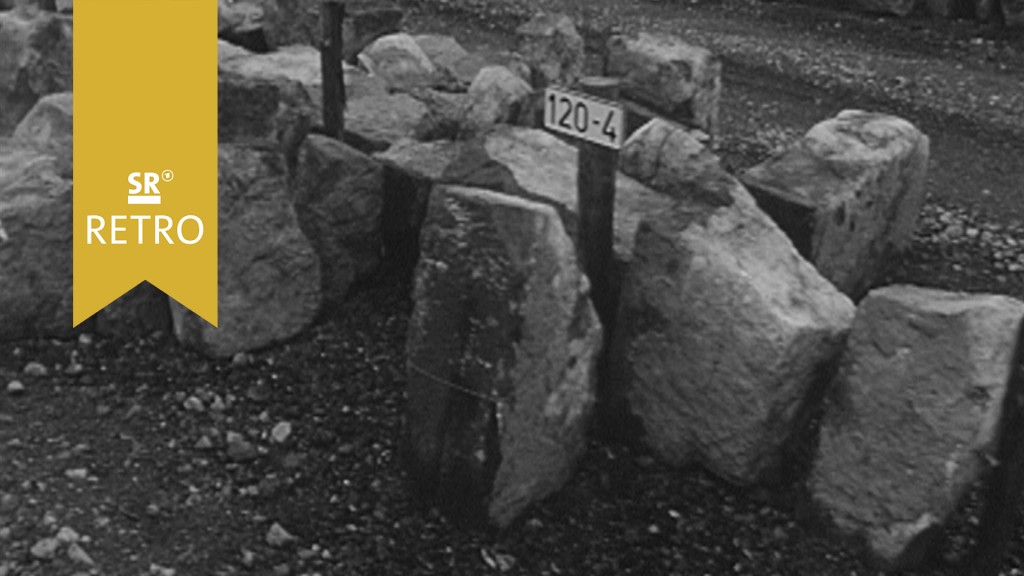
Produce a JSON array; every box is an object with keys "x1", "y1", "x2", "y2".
[{"x1": 543, "y1": 86, "x2": 624, "y2": 150}]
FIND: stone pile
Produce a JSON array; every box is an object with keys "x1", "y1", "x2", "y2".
[{"x1": 2, "y1": 4, "x2": 1022, "y2": 572}]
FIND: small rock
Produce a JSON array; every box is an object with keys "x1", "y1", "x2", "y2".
[
  {"x1": 0, "y1": 527, "x2": 11, "y2": 540},
  {"x1": 0, "y1": 493, "x2": 19, "y2": 513},
  {"x1": 183, "y1": 396, "x2": 205, "y2": 412},
  {"x1": 195, "y1": 436, "x2": 214, "y2": 450},
  {"x1": 56, "y1": 526, "x2": 80, "y2": 543},
  {"x1": 271, "y1": 421, "x2": 292, "y2": 444},
  {"x1": 241, "y1": 548, "x2": 256, "y2": 567},
  {"x1": 30, "y1": 537, "x2": 60, "y2": 560},
  {"x1": 210, "y1": 395, "x2": 227, "y2": 412},
  {"x1": 67, "y1": 542, "x2": 95, "y2": 566},
  {"x1": 77, "y1": 333, "x2": 93, "y2": 346},
  {"x1": 23, "y1": 361, "x2": 48, "y2": 376},
  {"x1": 266, "y1": 522, "x2": 297, "y2": 547},
  {"x1": 64, "y1": 468, "x2": 88, "y2": 480},
  {"x1": 64, "y1": 362, "x2": 84, "y2": 376},
  {"x1": 226, "y1": 432, "x2": 258, "y2": 462},
  {"x1": 149, "y1": 564, "x2": 176, "y2": 576},
  {"x1": 5, "y1": 381, "x2": 24, "y2": 395}
]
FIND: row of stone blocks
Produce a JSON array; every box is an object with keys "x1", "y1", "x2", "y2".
[
  {"x1": 396, "y1": 113, "x2": 1023, "y2": 571},
  {"x1": 1, "y1": 4, "x2": 1021, "y2": 570}
]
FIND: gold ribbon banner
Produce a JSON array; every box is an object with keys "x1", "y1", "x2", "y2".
[{"x1": 74, "y1": 0, "x2": 218, "y2": 327}]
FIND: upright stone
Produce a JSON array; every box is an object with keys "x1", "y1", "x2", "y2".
[
  {"x1": 170, "y1": 145, "x2": 321, "y2": 357},
  {"x1": 810, "y1": 286, "x2": 1024, "y2": 569},
  {"x1": 0, "y1": 145, "x2": 75, "y2": 339},
  {"x1": 611, "y1": 163, "x2": 855, "y2": 485},
  {"x1": 0, "y1": 7, "x2": 73, "y2": 134},
  {"x1": 740, "y1": 110, "x2": 929, "y2": 300},
  {"x1": 515, "y1": 13, "x2": 584, "y2": 89},
  {"x1": 292, "y1": 135, "x2": 384, "y2": 309},
  {"x1": 406, "y1": 185, "x2": 601, "y2": 528},
  {"x1": 606, "y1": 32, "x2": 721, "y2": 139}
]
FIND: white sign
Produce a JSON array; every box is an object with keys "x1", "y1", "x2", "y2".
[{"x1": 544, "y1": 86, "x2": 624, "y2": 150}]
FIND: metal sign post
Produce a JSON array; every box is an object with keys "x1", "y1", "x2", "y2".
[
  {"x1": 544, "y1": 77, "x2": 623, "y2": 325},
  {"x1": 320, "y1": 0, "x2": 346, "y2": 140}
]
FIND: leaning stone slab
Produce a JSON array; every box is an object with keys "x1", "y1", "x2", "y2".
[
  {"x1": 413, "y1": 34, "x2": 486, "y2": 89},
  {"x1": 292, "y1": 134, "x2": 383, "y2": 309},
  {"x1": 810, "y1": 285, "x2": 1024, "y2": 569},
  {"x1": 405, "y1": 184, "x2": 601, "y2": 528},
  {"x1": 0, "y1": 7, "x2": 73, "y2": 135},
  {"x1": 611, "y1": 169, "x2": 855, "y2": 485},
  {"x1": 515, "y1": 12, "x2": 584, "y2": 89},
  {"x1": 170, "y1": 145, "x2": 321, "y2": 358},
  {"x1": 606, "y1": 32, "x2": 721, "y2": 139},
  {"x1": 740, "y1": 110, "x2": 929, "y2": 300},
  {"x1": 0, "y1": 144, "x2": 76, "y2": 339},
  {"x1": 620, "y1": 118, "x2": 723, "y2": 204}
]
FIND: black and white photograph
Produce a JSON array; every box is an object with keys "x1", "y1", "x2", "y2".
[{"x1": 1, "y1": 0, "x2": 1023, "y2": 574}]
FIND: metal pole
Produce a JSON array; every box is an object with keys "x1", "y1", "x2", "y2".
[
  {"x1": 576, "y1": 76, "x2": 620, "y2": 327},
  {"x1": 320, "y1": 0, "x2": 346, "y2": 140}
]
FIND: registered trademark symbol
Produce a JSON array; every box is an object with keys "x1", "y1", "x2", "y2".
[{"x1": 161, "y1": 170, "x2": 174, "y2": 182}]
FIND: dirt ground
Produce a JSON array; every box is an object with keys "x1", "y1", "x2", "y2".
[{"x1": 1, "y1": 1, "x2": 1023, "y2": 575}]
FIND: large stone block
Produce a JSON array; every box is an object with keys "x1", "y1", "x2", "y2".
[
  {"x1": 515, "y1": 13, "x2": 584, "y2": 89},
  {"x1": 405, "y1": 184, "x2": 601, "y2": 528},
  {"x1": 606, "y1": 32, "x2": 721, "y2": 139},
  {"x1": 611, "y1": 163, "x2": 855, "y2": 484},
  {"x1": 0, "y1": 7, "x2": 72, "y2": 135},
  {"x1": 0, "y1": 144, "x2": 75, "y2": 339},
  {"x1": 810, "y1": 285, "x2": 1024, "y2": 569},
  {"x1": 292, "y1": 134, "x2": 383, "y2": 309},
  {"x1": 170, "y1": 145, "x2": 321, "y2": 357},
  {"x1": 740, "y1": 110, "x2": 929, "y2": 300},
  {"x1": 461, "y1": 66, "x2": 533, "y2": 137}
]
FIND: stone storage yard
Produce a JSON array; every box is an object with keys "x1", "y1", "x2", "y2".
[{"x1": 2, "y1": 0, "x2": 1024, "y2": 575}]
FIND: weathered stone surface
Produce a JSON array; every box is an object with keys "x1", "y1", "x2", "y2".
[
  {"x1": 374, "y1": 139, "x2": 466, "y2": 263},
  {"x1": 606, "y1": 32, "x2": 721, "y2": 138},
  {"x1": 405, "y1": 184, "x2": 601, "y2": 528},
  {"x1": 413, "y1": 34, "x2": 485, "y2": 89},
  {"x1": 346, "y1": 92, "x2": 431, "y2": 152},
  {"x1": 218, "y1": 43, "x2": 390, "y2": 116},
  {"x1": 515, "y1": 12, "x2": 584, "y2": 89},
  {"x1": 358, "y1": 33, "x2": 438, "y2": 92},
  {"x1": 0, "y1": 144, "x2": 76, "y2": 339},
  {"x1": 740, "y1": 110, "x2": 929, "y2": 300},
  {"x1": 11, "y1": 91, "x2": 71, "y2": 176},
  {"x1": 0, "y1": 7, "x2": 72, "y2": 135},
  {"x1": 810, "y1": 285, "x2": 1024, "y2": 569},
  {"x1": 462, "y1": 66, "x2": 534, "y2": 136},
  {"x1": 292, "y1": 134, "x2": 383, "y2": 309},
  {"x1": 218, "y1": 0, "x2": 263, "y2": 41},
  {"x1": 170, "y1": 145, "x2": 321, "y2": 357},
  {"x1": 854, "y1": 0, "x2": 918, "y2": 16},
  {"x1": 611, "y1": 168, "x2": 855, "y2": 485},
  {"x1": 218, "y1": 69, "x2": 317, "y2": 162},
  {"x1": 411, "y1": 89, "x2": 471, "y2": 141},
  {"x1": 94, "y1": 282, "x2": 172, "y2": 339},
  {"x1": 620, "y1": 118, "x2": 723, "y2": 204}
]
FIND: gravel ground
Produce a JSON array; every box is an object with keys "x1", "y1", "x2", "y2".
[{"x1": 2, "y1": 1, "x2": 1023, "y2": 575}]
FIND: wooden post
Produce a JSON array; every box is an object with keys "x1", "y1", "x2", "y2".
[
  {"x1": 576, "y1": 77, "x2": 620, "y2": 326},
  {"x1": 320, "y1": 0, "x2": 346, "y2": 140}
]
